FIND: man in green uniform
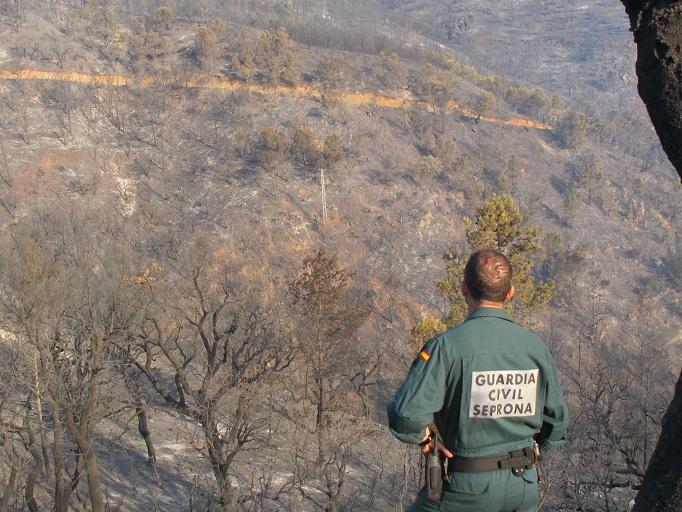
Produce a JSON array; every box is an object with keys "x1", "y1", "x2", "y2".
[{"x1": 388, "y1": 249, "x2": 569, "y2": 511}]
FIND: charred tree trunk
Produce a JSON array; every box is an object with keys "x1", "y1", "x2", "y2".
[
  {"x1": 64, "y1": 413, "x2": 105, "y2": 512},
  {"x1": 620, "y1": 1, "x2": 682, "y2": 508},
  {"x1": 52, "y1": 404, "x2": 81, "y2": 512},
  {"x1": 33, "y1": 355, "x2": 50, "y2": 478},
  {"x1": 53, "y1": 406, "x2": 68, "y2": 512},
  {"x1": 631, "y1": 369, "x2": 682, "y2": 512},
  {"x1": 621, "y1": 0, "x2": 682, "y2": 181},
  {"x1": 83, "y1": 447, "x2": 105, "y2": 512},
  {"x1": 24, "y1": 428, "x2": 43, "y2": 512},
  {"x1": 136, "y1": 405, "x2": 157, "y2": 464}
]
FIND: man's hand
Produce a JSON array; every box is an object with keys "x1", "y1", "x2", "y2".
[
  {"x1": 420, "y1": 426, "x2": 454, "y2": 458},
  {"x1": 422, "y1": 440, "x2": 454, "y2": 458}
]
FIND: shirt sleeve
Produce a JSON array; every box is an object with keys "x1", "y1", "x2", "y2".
[
  {"x1": 536, "y1": 349, "x2": 570, "y2": 451},
  {"x1": 387, "y1": 336, "x2": 449, "y2": 444}
]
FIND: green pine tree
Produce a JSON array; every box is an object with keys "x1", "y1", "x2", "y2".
[{"x1": 411, "y1": 194, "x2": 555, "y2": 348}]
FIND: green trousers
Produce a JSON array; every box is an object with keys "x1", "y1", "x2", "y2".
[{"x1": 407, "y1": 467, "x2": 539, "y2": 512}]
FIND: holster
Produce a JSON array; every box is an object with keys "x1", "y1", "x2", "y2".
[{"x1": 425, "y1": 438, "x2": 443, "y2": 502}]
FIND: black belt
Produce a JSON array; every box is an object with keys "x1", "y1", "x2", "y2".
[{"x1": 447, "y1": 447, "x2": 535, "y2": 474}]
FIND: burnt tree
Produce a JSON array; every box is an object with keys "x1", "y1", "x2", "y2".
[
  {"x1": 621, "y1": 0, "x2": 682, "y2": 181},
  {"x1": 620, "y1": 2, "x2": 682, "y2": 511},
  {"x1": 130, "y1": 245, "x2": 294, "y2": 511}
]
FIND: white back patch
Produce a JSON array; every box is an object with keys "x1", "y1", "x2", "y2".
[{"x1": 469, "y1": 369, "x2": 539, "y2": 418}]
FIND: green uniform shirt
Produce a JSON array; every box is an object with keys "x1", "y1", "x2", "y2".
[{"x1": 388, "y1": 307, "x2": 569, "y2": 457}]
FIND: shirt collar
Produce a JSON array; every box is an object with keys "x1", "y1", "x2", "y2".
[{"x1": 466, "y1": 306, "x2": 514, "y2": 322}]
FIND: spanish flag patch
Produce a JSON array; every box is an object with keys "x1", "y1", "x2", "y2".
[{"x1": 419, "y1": 350, "x2": 431, "y2": 362}]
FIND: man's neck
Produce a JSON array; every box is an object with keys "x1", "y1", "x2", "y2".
[{"x1": 467, "y1": 300, "x2": 506, "y2": 315}]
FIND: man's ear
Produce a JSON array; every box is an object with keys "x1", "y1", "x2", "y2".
[
  {"x1": 505, "y1": 285, "x2": 515, "y2": 302},
  {"x1": 460, "y1": 280, "x2": 469, "y2": 298}
]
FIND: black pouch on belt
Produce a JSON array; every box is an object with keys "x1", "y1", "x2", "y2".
[{"x1": 425, "y1": 437, "x2": 443, "y2": 502}]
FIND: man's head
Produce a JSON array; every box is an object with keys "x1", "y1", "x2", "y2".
[{"x1": 461, "y1": 249, "x2": 514, "y2": 305}]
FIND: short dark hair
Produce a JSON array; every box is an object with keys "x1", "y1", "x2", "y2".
[{"x1": 463, "y1": 249, "x2": 513, "y2": 302}]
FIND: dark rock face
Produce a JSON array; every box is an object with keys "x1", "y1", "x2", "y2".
[{"x1": 622, "y1": 0, "x2": 682, "y2": 181}]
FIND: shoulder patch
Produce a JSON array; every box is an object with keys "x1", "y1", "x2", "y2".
[{"x1": 419, "y1": 350, "x2": 431, "y2": 362}]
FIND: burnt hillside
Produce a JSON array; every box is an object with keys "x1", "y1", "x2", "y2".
[{"x1": 0, "y1": 2, "x2": 679, "y2": 511}]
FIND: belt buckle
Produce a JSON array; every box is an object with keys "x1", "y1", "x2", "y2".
[{"x1": 512, "y1": 467, "x2": 525, "y2": 476}]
